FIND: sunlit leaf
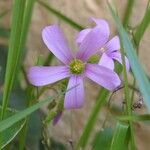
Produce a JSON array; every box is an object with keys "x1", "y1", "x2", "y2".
[
  {"x1": 92, "y1": 128, "x2": 113, "y2": 150},
  {"x1": 110, "y1": 122, "x2": 129, "y2": 150}
]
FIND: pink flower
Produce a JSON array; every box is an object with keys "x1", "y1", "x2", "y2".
[
  {"x1": 76, "y1": 18, "x2": 130, "y2": 71},
  {"x1": 28, "y1": 25, "x2": 121, "y2": 109}
]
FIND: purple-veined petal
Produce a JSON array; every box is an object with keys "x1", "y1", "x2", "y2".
[
  {"x1": 53, "y1": 112, "x2": 63, "y2": 126},
  {"x1": 42, "y1": 25, "x2": 73, "y2": 64},
  {"x1": 85, "y1": 64, "x2": 121, "y2": 91},
  {"x1": 76, "y1": 28, "x2": 92, "y2": 44},
  {"x1": 77, "y1": 26, "x2": 109, "y2": 61},
  {"x1": 28, "y1": 66, "x2": 70, "y2": 86},
  {"x1": 105, "y1": 36, "x2": 120, "y2": 54},
  {"x1": 64, "y1": 75, "x2": 84, "y2": 109},
  {"x1": 90, "y1": 17, "x2": 110, "y2": 38},
  {"x1": 98, "y1": 53, "x2": 114, "y2": 70},
  {"x1": 111, "y1": 52, "x2": 130, "y2": 71}
]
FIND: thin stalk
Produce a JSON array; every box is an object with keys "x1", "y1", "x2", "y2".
[
  {"x1": 17, "y1": 0, "x2": 36, "y2": 149},
  {"x1": 120, "y1": 43, "x2": 135, "y2": 149},
  {"x1": 37, "y1": 0, "x2": 84, "y2": 31},
  {"x1": 123, "y1": 0, "x2": 135, "y2": 28},
  {"x1": 19, "y1": 86, "x2": 34, "y2": 150},
  {"x1": 76, "y1": 89, "x2": 109, "y2": 149},
  {"x1": 134, "y1": 2, "x2": 150, "y2": 47},
  {"x1": 43, "y1": 53, "x2": 53, "y2": 66}
]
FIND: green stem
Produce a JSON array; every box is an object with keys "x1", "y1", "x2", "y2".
[
  {"x1": 134, "y1": 2, "x2": 150, "y2": 47},
  {"x1": 17, "y1": 0, "x2": 36, "y2": 149},
  {"x1": 76, "y1": 89, "x2": 109, "y2": 149},
  {"x1": 120, "y1": 41, "x2": 136, "y2": 150},
  {"x1": 43, "y1": 53, "x2": 54, "y2": 66},
  {"x1": 37, "y1": 0, "x2": 84, "y2": 31},
  {"x1": 19, "y1": 86, "x2": 34, "y2": 150},
  {"x1": 123, "y1": 0, "x2": 135, "y2": 28}
]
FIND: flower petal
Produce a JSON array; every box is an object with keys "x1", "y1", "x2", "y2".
[
  {"x1": 85, "y1": 64, "x2": 121, "y2": 91},
  {"x1": 111, "y1": 52, "x2": 130, "y2": 71},
  {"x1": 28, "y1": 66, "x2": 70, "y2": 86},
  {"x1": 77, "y1": 26, "x2": 109, "y2": 61},
  {"x1": 90, "y1": 17, "x2": 110, "y2": 38},
  {"x1": 99, "y1": 53, "x2": 114, "y2": 70},
  {"x1": 42, "y1": 25, "x2": 73, "y2": 64},
  {"x1": 76, "y1": 28, "x2": 92, "y2": 44},
  {"x1": 105, "y1": 36, "x2": 120, "y2": 54},
  {"x1": 64, "y1": 75, "x2": 84, "y2": 109}
]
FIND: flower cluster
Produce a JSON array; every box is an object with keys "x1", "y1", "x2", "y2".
[{"x1": 28, "y1": 18, "x2": 129, "y2": 111}]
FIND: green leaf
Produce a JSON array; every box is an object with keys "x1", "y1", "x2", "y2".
[
  {"x1": 0, "y1": 85, "x2": 76, "y2": 132},
  {"x1": 25, "y1": 112, "x2": 43, "y2": 149},
  {"x1": 0, "y1": 45, "x2": 7, "y2": 84},
  {"x1": 1, "y1": 0, "x2": 26, "y2": 119},
  {"x1": 92, "y1": 128, "x2": 113, "y2": 150},
  {"x1": 0, "y1": 96, "x2": 53, "y2": 133},
  {"x1": 0, "y1": 107, "x2": 25, "y2": 149},
  {"x1": 37, "y1": 0, "x2": 84, "y2": 31},
  {"x1": 134, "y1": 6, "x2": 150, "y2": 46},
  {"x1": 108, "y1": 2, "x2": 150, "y2": 112},
  {"x1": 123, "y1": 0, "x2": 135, "y2": 28},
  {"x1": 118, "y1": 114, "x2": 150, "y2": 122},
  {"x1": 110, "y1": 122, "x2": 129, "y2": 150}
]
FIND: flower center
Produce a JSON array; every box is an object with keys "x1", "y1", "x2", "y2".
[{"x1": 69, "y1": 59, "x2": 85, "y2": 74}]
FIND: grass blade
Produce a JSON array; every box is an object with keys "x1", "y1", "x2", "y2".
[
  {"x1": 110, "y1": 122, "x2": 129, "y2": 150},
  {"x1": 0, "y1": 0, "x2": 26, "y2": 119},
  {"x1": 0, "y1": 85, "x2": 77, "y2": 132},
  {"x1": 37, "y1": 0, "x2": 84, "y2": 31},
  {"x1": 118, "y1": 114, "x2": 150, "y2": 122},
  {"x1": 123, "y1": 0, "x2": 135, "y2": 28},
  {"x1": 108, "y1": 2, "x2": 150, "y2": 112},
  {"x1": 0, "y1": 107, "x2": 25, "y2": 149},
  {"x1": 92, "y1": 128, "x2": 113, "y2": 150},
  {"x1": 134, "y1": 5, "x2": 150, "y2": 46}
]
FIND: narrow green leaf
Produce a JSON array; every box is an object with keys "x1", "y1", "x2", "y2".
[
  {"x1": 76, "y1": 89, "x2": 109, "y2": 149},
  {"x1": 118, "y1": 114, "x2": 150, "y2": 122},
  {"x1": 1, "y1": 0, "x2": 26, "y2": 119},
  {"x1": 92, "y1": 128, "x2": 113, "y2": 150},
  {"x1": 37, "y1": 0, "x2": 84, "y2": 31},
  {"x1": 0, "y1": 96, "x2": 53, "y2": 132},
  {"x1": 134, "y1": 6, "x2": 150, "y2": 46},
  {"x1": 0, "y1": 85, "x2": 77, "y2": 132},
  {"x1": 110, "y1": 122, "x2": 129, "y2": 150},
  {"x1": 0, "y1": 107, "x2": 25, "y2": 149},
  {"x1": 123, "y1": 0, "x2": 135, "y2": 28},
  {"x1": 108, "y1": 3, "x2": 150, "y2": 112}
]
